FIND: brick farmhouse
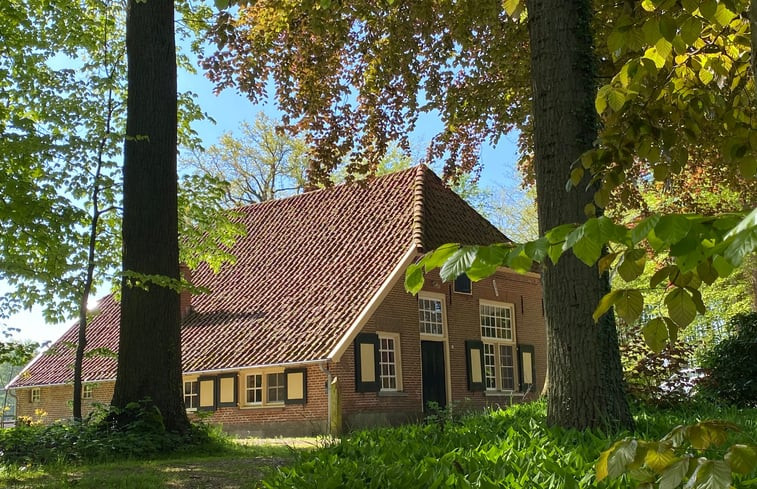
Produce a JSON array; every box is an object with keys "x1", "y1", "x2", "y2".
[{"x1": 9, "y1": 166, "x2": 546, "y2": 436}]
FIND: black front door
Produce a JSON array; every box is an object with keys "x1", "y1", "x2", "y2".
[{"x1": 421, "y1": 340, "x2": 447, "y2": 411}]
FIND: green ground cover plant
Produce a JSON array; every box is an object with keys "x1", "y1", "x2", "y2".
[{"x1": 261, "y1": 401, "x2": 757, "y2": 489}]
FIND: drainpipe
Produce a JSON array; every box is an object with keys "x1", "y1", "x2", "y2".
[{"x1": 319, "y1": 362, "x2": 332, "y2": 436}]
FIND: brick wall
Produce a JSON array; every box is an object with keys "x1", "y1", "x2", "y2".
[
  {"x1": 336, "y1": 267, "x2": 545, "y2": 430},
  {"x1": 15, "y1": 382, "x2": 115, "y2": 422}
]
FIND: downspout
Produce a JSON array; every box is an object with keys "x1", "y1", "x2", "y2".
[{"x1": 319, "y1": 362, "x2": 332, "y2": 436}]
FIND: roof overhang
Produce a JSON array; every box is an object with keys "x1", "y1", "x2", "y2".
[{"x1": 328, "y1": 243, "x2": 419, "y2": 363}]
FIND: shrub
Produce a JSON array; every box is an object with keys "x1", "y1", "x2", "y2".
[
  {"x1": 0, "y1": 399, "x2": 224, "y2": 466},
  {"x1": 698, "y1": 313, "x2": 757, "y2": 407},
  {"x1": 620, "y1": 333, "x2": 696, "y2": 407}
]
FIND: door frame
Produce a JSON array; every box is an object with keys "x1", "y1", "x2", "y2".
[{"x1": 418, "y1": 291, "x2": 452, "y2": 410}]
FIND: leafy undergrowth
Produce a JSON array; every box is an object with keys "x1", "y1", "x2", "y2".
[{"x1": 260, "y1": 401, "x2": 757, "y2": 489}]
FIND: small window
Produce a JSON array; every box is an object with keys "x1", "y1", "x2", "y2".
[
  {"x1": 30, "y1": 388, "x2": 41, "y2": 403},
  {"x1": 183, "y1": 380, "x2": 198, "y2": 410},
  {"x1": 267, "y1": 373, "x2": 285, "y2": 403},
  {"x1": 245, "y1": 374, "x2": 263, "y2": 404},
  {"x1": 419, "y1": 296, "x2": 444, "y2": 335},
  {"x1": 82, "y1": 384, "x2": 94, "y2": 400},
  {"x1": 378, "y1": 333, "x2": 402, "y2": 391},
  {"x1": 453, "y1": 274, "x2": 472, "y2": 294}
]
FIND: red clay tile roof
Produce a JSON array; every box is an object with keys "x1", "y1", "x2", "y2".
[{"x1": 9, "y1": 166, "x2": 509, "y2": 388}]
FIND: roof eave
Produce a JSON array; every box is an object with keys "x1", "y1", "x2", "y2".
[{"x1": 328, "y1": 243, "x2": 420, "y2": 362}]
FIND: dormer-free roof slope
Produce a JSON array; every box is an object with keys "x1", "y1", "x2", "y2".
[{"x1": 10, "y1": 166, "x2": 508, "y2": 388}]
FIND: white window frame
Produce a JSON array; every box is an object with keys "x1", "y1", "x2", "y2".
[
  {"x1": 183, "y1": 378, "x2": 199, "y2": 411},
  {"x1": 418, "y1": 292, "x2": 446, "y2": 337},
  {"x1": 378, "y1": 332, "x2": 402, "y2": 391},
  {"x1": 480, "y1": 300, "x2": 517, "y2": 392},
  {"x1": 241, "y1": 369, "x2": 286, "y2": 407},
  {"x1": 82, "y1": 384, "x2": 94, "y2": 400},
  {"x1": 244, "y1": 373, "x2": 263, "y2": 405},
  {"x1": 30, "y1": 388, "x2": 41, "y2": 403}
]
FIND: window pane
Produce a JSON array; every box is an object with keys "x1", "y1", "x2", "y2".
[
  {"x1": 267, "y1": 373, "x2": 285, "y2": 402},
  {"x1": 483, "y1": 343, "x2": 497, "y2": 390},
  {"x1": 183, "y1": 381, "x2": 198, "y2": 409},
  {"x1": 419, "y1": 298, "x2": 444, "y2": 335},
  {"x1": 379, "y1": 336, "x2": 398, "y2": 390},
  {"x1": 500, "y1": 345, "x2": 514, "y2": 390},
  {"x1": 245, "y1": 374, "x2": 262, "y2": 404},
  {"x1": 480, "y1": 304, "x2": 513, "y2": 340}
]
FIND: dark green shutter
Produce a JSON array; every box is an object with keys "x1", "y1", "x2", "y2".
[
  {"x1": 517, "y1": 344, "x2": 536, "y2": 392},
  {"x1": 354, "y1": 333, "x2": 380, "y2": 392},
  {"x1": 465, "y1": 340, "x2": 485, "y2": 391}
]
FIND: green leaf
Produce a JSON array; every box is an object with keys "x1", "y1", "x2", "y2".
[
  {"x1": 599, "y1": 251, "x2": 620, "y2": 274},
  {"x1": 724, "y1": 444, "x2": 757, "y2": 474},
  {"x1": 650, "y1": 265, "x2": 672, "y2": 288},
  {"x1": 598, "y1": 439, "x2": 638, "y2": 481},
  {"x1": 643, "y1": 46, "x2": 666, "y2": 70},
  {"x1": 659, "y1": 458, "x2": 690, "y2": 489},
  {"x1": 524, "y1": 237, "x2": 548, "y2": 263},
  {"x1": 699, "y1": 0, "x2": 717, "y2": 22},
  {"x1": 696, "y1": 260, "x2": 719, "y2": 285},
  {"x1": 404, "y1": 263, "x2": 425, "y2": 294},
  {"x1": 423, "y1": 243, "x2": 462, "y2": 272},
  {"x1": 632, "y1": 215, "x2": 660, "y2": 244},
  {"x1": 615, "y1": 289, "x2": 644, "y2": 325},
  {"x1": 546, "y1": 223, "x2": 577, "y2": 265},
  {"x1": 680, "y1": 16, "x2": 702, "y2": 45},
  {"x1": 712, "y1": 255, "x2": 734, "y2": 277},
  {"x1": 593, "y1": 290, "x2": 621, "y2": 322},
  {"x1": 665, "y1": 287, "x2": 697, "y2": 328},
  {"x1": 644, "y1": 444, "x2": 677, "y2": 472},
  {"x1": 713, "y1": 3, "x2": 737, "y2": 27},
  {"x1": 617, "y1": 248, "x2": 647, "y2": 282},
  {"x1": 440, "y1": 247, "x2": 477, "y2": 282},
  {"x1": 686, "y1": 459, "x2": 732, "y2": 489},
  {"x1": 595, "y1": 86, "x2": 610, "y2": 114},
  {"x1": 655, "y1": 215, "x2": 692, "y2": 245},
  {"x1": 659, "y1": 14, "x2": 677, "y2": 41},
  {"x1": 643, "y1": 318, "x2": 669, "y2": 353},
  {"x1": 506, "y1": 246, "x2": 534, "y2": 273},
  {"x1": 608, "y1": 88, "x2": 626, "y2": 112},
  {"x1": 503, "y1": 0, "x2": 523, "y2": 18}
]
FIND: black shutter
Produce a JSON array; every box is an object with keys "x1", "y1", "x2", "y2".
[
  {"x1": 517, "y1": 344, "x2": 536, "y2": 392},
  {"x1": 284, "y1": 367, "x2": 308, "y2": 405},
  {"x1": 354, "y1": 333, "x2": 380, "y2": 392},
  {"x1": 465, "y1": 340, "x2": 485, "y2": 391}
]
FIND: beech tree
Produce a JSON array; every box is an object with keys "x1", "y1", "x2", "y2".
[{"x1": 111, "y1": 0, "x2": 188, "y2": 432}]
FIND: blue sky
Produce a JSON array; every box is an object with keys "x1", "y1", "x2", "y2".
[{"x1": 4, "y1": 50, "x2": 523, "y2": 346}]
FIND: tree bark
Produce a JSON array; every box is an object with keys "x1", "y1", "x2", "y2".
[
  {"x1": 111, "y1": 0, "x2": 188, "y2": 433},
  {"x1": 526, "y1": 0, "x2": 633, "y2": 430}
]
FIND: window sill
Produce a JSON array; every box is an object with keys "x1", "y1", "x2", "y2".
[
  {"x1": 239, "y1": 402, "x2": 286, "y2": 410},
  {"x1": 484, "y1": 391, "x2": 525, "y2": 397},
  {"x1": 378, "y1": 390, "x2": 407, "y2": 397}
]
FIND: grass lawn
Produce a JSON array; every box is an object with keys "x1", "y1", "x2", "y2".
[
  {"x1": 1, "y1": 402, "x2": 755, "y2": 488},
  {"x1": 0, "y1": 443, "x2": 296, "y2": 489}
]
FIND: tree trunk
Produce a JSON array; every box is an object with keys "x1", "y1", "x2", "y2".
[
  {"x1": 111, "y1": 0, "x2": 188, "y2": 433},
  {"x1": 526, "y1": 0, "x2": 633, "y2": 431}
]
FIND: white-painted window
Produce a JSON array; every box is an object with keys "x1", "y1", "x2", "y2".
[
  {"x1": 30, "y1": 388, "x2": 41, "y2": 403},
  {"x1": 481, "y1": 301, "x2": 517, "y2": 391},
  {"x1": 378, "y1": 333, "x2": 402, "y2": 391},
  {"x1": 82, "y1": 384, "x2": 94, "y2": 400},
  {"x1": 245, "y1": 374, "x2": 263, "y2": 405},
  {"x1": 419, "y1": 296, "x2": 444, "y2": 335},
  {"x1": 183, "y1": 380, "x2": 198, "y2": 410}
]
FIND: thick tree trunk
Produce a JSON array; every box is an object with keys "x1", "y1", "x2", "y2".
[
  {"x1": 526, "y1": 0, "x2": 633, "y2": 430},
  {"x1": 111, "y1": 0, "x2": 188, "y2": 433}
]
